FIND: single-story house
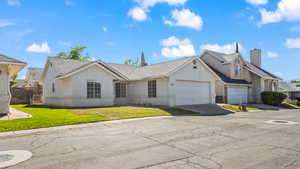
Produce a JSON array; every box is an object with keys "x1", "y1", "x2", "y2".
[
  {"x1": 41, "y1": 48, "x2": 280, "y2": 107},
  {"x1": 41, "y1": 55, "x2": 219, "y2": 107},
  {"x1": 0, "y1": 54, "x2": 26, "y2": 114}
]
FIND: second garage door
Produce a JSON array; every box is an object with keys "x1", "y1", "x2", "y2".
[
  {"x1": 175, "y1": 81, "x2": 210, "y2": 106},
  {"x1": 227, "y1": 87, "x2": 248, "y2": 104}
]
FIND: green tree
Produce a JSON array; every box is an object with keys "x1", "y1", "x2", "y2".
[
  {"x1": 10, "y1": 74, "x2": 18, "y2": 87},
  {"x1": 56, "y1": 46, "x2": 90, "y2": 60},
  {"x1": 124, "y1": 58, "x2": 139, "y2": 67}
]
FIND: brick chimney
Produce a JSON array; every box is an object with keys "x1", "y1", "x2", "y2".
[{"x1": 250, "y1": 49, "x2": 261, "y2": 67}]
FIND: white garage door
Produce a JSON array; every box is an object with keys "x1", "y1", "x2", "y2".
[
  {"x1": 227, "y1": 87, "x2": 248, "y2": 104},
  {"x1": 175, "y1": 81, "x2": 210, "y2": 106}
]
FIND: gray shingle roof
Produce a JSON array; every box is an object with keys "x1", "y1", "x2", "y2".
[
  {"x1": 205, "y1": 50, "x2": 239, "y2": 63},
  {"x1": 204, "y1": 50, "x2": 280, "y2": 80},
  {"x1": 48, "y1": 57, "x2": 91, "y2": 77},
  {"x1": 208, "y1": 65, "x2": 252, "y2": 85},
  {"x1": 47, "y1": 56, "x2": 194, "y2": 81},
  {"x1": 0, "y1": 54, "x2": 26, "y2": 65},
  {"x1": 245, "y1": 62, "x2": 279, "y2": 79},
  {"x1": 124, "y1": 57, "x2": 192, "y2": 80}
]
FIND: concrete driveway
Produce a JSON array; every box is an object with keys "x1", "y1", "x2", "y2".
[{"x1": 1, "y1": 109, "x2": 300, "y2": 169}]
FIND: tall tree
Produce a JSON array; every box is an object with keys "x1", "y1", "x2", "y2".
[
  {"x1": 124, "y1": 58, "x2": 139, "y2": 67},
  {"x1": 56, "y1": 46, "x2": 90, "y2": 60}
]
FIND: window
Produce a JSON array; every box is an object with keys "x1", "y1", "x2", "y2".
[
  {"x1": 234, "y1": 59, "x2": 241, "y2": 76},
  {"x1": 148, "y1": 80, "x2": 157, "y2": 98},
  {"x1": 52, "y1": 83, "x2": 55, "y2": 93},
  {"x1": 115, "y1": 83, "x2": 126, "y2": 98},
  {"x1": 87, "y1": 81, "x2": 101, "y2": 99}
]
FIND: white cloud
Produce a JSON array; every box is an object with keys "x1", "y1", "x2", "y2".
[
  {"x1": 290, "y1": 25, "x2": 300, "y2": 32},
  {"x1": 64, "y1": 0, "x2": 75, "y2": 6},
  {"x1": 286, "y1": 38, "x2": 300, "y2": 48},
  {"x1": 160, "y1": 36, "x2": 196, "y2": 58},
  {"x1": 135, "y1": 0, "x2": 187, "y2": 8},
  {"x1": 245, "y1": 0, "x2": 268, "y2": 5},
  {"x1": 0, "y1": 21, "x2": 15, "y2": 28},
  {"x1": 267, "y1": 51, "x2": 279, "y2": 58},
  {"x1": 164, "y1": 9, "x2": 203, "y2": 30},
  {"x1": 26, "y1": 42, "x2": 51, "y2": 53},
  {"x1": 7, "y1": 0, "x2": 21, "y2": 6},
  {"x1": 260, "y1": 0, "x2": 300, "y2": 24},
  {"x1": 200, "y1": 43, "x2": 244, "y2": 54},
  {"x1": 102, "y1": 27, "x2": 108, "y2": 32},
  {"x1": 128, "y1": 0, "x2": 187, "y2": 21},
  {"x1": 128, "y1": 7, "x2": 148, "y2": 21}
]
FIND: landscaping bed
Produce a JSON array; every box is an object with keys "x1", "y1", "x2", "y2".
[{"x1": 222, "y1": 104, "x2": 259, "y2": 112}]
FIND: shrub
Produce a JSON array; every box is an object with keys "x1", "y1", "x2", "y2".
[
  {"x1": 296, "y1": 98, "x2": 300, "y2": 102},
  {"x1": 261, "y1": 92, "x2": 287, "y2": 106},
  {"x1": 297, "y1": 102, "x2": 300, "y2": 107}
]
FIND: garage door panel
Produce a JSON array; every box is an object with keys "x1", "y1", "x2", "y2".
[
  {"x1": 175, "y1": 81, "x2": 210, "y2": 106},
  {"x1": 228, "y1": 87, "x2": 248, "y2": 104}
]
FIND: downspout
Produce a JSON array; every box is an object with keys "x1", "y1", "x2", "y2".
[{"x1": 7, "y1": 65, "x2": 12, "y2": 115}]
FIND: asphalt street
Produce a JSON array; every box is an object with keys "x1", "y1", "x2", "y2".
[{"x1": 1, "y1": 109, "x2": 300, "y2": 169}]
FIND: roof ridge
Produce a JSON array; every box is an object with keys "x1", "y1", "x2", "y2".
[
  {"x1": 0, "y1": 54, "x2": 26, "y2": 64},
  {"x1": 48, "y1": 56, "x2": 92, "y2": 62},
  {"x1": 139, "y1": 56, "x2": 193, "y2": 68}
]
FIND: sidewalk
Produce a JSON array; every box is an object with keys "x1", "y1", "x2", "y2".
[{"x1": 0, "y1": 108, "x2": 32, "y2": 120}]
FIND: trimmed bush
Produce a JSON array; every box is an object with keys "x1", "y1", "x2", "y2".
[{"x1": 261, "y1": 92, "x2": 287, "y2": 106}]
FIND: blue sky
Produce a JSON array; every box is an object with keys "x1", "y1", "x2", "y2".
[{"x1": 0, "y1": 0, "x2": 299, "y2": 80}]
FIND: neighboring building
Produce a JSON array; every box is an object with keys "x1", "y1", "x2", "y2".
[
  {"x1": 25, "y1": 67, "x2": 43, "y2": 87},
  {"x1": 201, "y1": 48, "x2": 280, "y2": 104},
  {"x1": 0, "y1": 54, "x2": 26, "y2": 114},
  {"x1": 41, "y1": 54, "x2": 219, "y2": 107},
  {"x1": 279, "y1": 81, "x2": 300, "y2": 100}
]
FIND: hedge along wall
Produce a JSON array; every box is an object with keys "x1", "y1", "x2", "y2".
[{"x1": 261, "y1": 91, "x2": 287, "y2": 106}]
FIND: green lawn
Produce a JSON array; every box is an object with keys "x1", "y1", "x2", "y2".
[
  {"x1": 0, "y1": 105, "x2": 108, "y2": 132},
  {"x1": 222, "y1": 104, "x2": 259, "y2": 112},
  {"x1": 0, "y1": 105, "x2": 195, "y2": 132},
  {"x1": 71, "y1": 106, "x2": 195, "y2": 120}
]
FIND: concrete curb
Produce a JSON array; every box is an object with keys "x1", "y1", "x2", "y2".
[{"x1": 0, "y1": 116, "x2": 173, "y2": 138}]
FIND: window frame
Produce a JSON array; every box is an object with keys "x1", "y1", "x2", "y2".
[
  {"x1": 148, "y1": 80, "x2": 157, "y2": 98},
  {"x1": 87, "y1": 81, "x2": 101, "y2": 99},
  {"x1": 115, "y1": 82, "x2": 126, "y2": 98}
]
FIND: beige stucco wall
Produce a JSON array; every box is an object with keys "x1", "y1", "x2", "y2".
[
  {"x1": 215, "y1": 80, "x2": 224, "y2": 97},
  {"x1": 44, "y1": 64, "x2": 116, "y2": 107},
  {"x1": 169, "y1": 59, "x2": 216, "y2": 106},
  {"x1": 0, "y1": 64, "x2": 10, "y2": 114},
  {"x1": 127, "y1": 78, "x2": 170, "y2": 106}
]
